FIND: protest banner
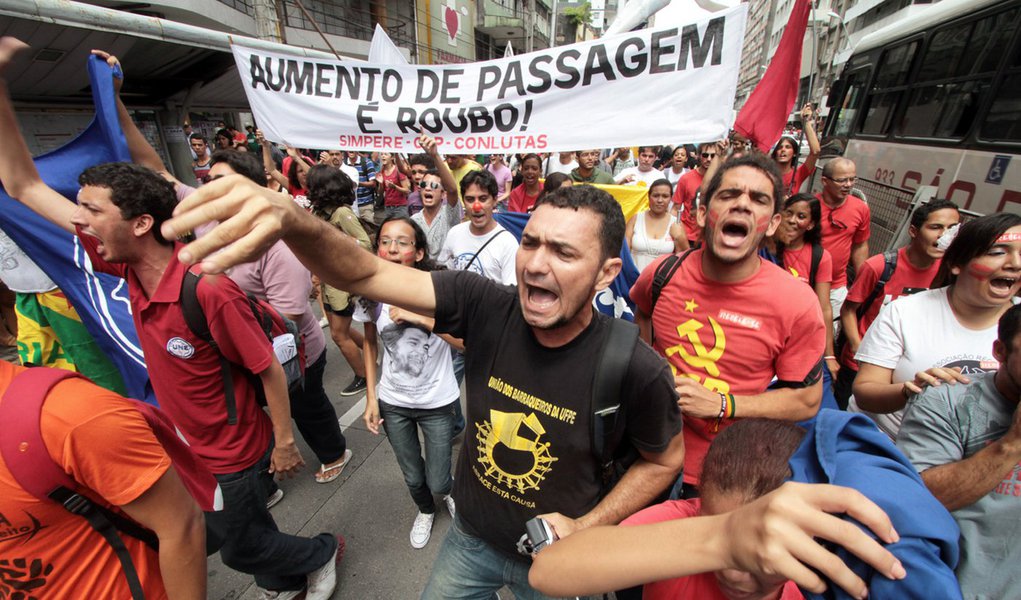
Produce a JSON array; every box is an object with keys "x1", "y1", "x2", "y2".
[{"x1": 231, "y1": 5, "x2": 747, "y2": 153}]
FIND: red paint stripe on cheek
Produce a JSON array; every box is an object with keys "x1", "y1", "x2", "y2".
[
  {"x1": 708, "y1": 209, "x2": 720, "y2": 229},
  {"x1": 967, "y1": 263, "x2": 996, "y2": 280},
  {"x1": 755, "y1": 214, "x2": 772, "y2": 233}
]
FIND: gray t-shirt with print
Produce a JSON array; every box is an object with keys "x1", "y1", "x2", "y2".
[{"x1": 897, "y1": 371, "x2": 1021, "y2": 600}]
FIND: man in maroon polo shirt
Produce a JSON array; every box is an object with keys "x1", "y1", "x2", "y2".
[
  {"x1": 816, "y1": 157, "x2": 871, "y2": 331},
  {"x1": 0, "y1": 37, "x2": 339, "y2": 600}
]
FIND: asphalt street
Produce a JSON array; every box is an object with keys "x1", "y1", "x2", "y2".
[{"x1": 207, "y1": 318, "x2": 465, "y2": 600}]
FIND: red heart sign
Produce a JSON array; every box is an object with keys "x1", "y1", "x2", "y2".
[{"x1": 445, "y1": 6, "x2": 459, "y2": 39}]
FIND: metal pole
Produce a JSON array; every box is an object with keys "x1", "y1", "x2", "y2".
[{"x1": 551, "y1": 0, "x2": 559, "y2": 46}]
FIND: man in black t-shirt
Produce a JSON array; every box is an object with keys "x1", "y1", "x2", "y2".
[{"x1": 166, "y1": 181, "x2": 684, "y2": 598}]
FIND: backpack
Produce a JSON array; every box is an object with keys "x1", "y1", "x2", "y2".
[
  {"x1": 590, "y1": 317, "x2": 641, "y2": 497},
  {"x1": 647, "y1": 249, "x2": 696, "y2": 343},
  {"x1": 835, "y1": 250, "x2": 898, "y2": 360},
  {"x1": 180, "y1": 270, "x2": 306, "y2": 425},
  {"x1": 0, "y1": 368, "x2": 219, "y2": 600},
  {"x1": 775, "y1": 243, "x2": 824, "y2": 288}
]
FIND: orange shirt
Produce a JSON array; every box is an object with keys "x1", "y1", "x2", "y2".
[{"x1": 0, "y1": 362, "x2": 170, "y2": 599}]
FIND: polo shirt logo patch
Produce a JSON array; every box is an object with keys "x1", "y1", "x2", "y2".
[{"x1": 166, "y1": 337, "x2": 195, "y2": 359}]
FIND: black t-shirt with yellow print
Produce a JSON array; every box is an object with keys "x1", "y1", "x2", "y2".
[{"x1": 432, "y1": 270, "x2": 681, "y2": 558}]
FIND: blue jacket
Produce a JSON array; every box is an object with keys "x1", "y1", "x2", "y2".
[{"x1": 789, "y1": 410, "x2": 962, "y2": 599}]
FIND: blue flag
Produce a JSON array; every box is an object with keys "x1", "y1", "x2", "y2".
[
  {"x1": 494, "y1": 211, "x2": 640, "y2": 321},
  {"x1": 0, "y1": 56, "x2": 153, "y2": 404}
]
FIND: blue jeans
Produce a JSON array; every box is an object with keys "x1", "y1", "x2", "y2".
[
  {"x1": 384, "y1": 205, "x2": 410, "y2": 219},
  {"x1": 379, "y1": 399, "x2": 456, "y2": 513},
  {"x1": 422, "y1": 518, "x2": 577, "y2": 600},
  {"x1": 206, "y1": 448, "x2": 338, "y2": 591}
]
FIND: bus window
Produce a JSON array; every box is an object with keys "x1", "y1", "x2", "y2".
[
  {"x1": 980, "y1": 18, "x2": 1021, "y2": 142},
  {"x1": 831, "y1": 69, "x2": 869, "y2": 138},
  {"x1": 858, "y1": 41, "x2": 919, "y2": 136},
  {"x1": 900, "y1": 11, "x2": 1016, "y2": 139}
]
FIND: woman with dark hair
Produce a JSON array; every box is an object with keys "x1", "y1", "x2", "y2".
[
  {"x1": 663, "y1": 145, "x2": 690, "y2": 187},
  {"x1": 771, "y1": 104, "x2": 819, "y2": 197},
  {"x1": 357, "y1": 216, "x2": 462, "y2": 550},
  {"x1": 306, "y1": 164, "x2": 373, "y2": 396},
  {"x1": 619, "y1": 419, "x2": 807, "y2": 600},
  {"x1": 256, "y1": 129, "x2": 313, "y2": 207},
  {"x1": 532, "y1": 171, "x2": 573, "y2": 211},
  {"x1": 775, "y1": 194, "x2": 837, "y2": 376},
  {"x1": 625, "y1": 179, "x2": 688, "y2": 272},
  {"x1": 507, "y1": 153, "x2": 542, "y2": 213},
  {"x1": 851, "y1": 212, "x2": 1021, "y2": 439}
]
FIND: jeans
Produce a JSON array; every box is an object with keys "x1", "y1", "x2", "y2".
[
  {"x1": 422, "y1": 518, "x2": 581, "y2": 600},
  {"x1": 290, "y1": 350, "x2": 346, "y2": 465},
  {"x1": 206, "y1": 448, "x2": 338, "y2": 591},
  {"x1": 384, "y1": 205, "x2": 410, "y2": 220},
  {"x1": 379, "y1": 399, "x2": 456, "y2": 513}
]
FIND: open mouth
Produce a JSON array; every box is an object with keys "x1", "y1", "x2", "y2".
[
  {"x1": 526, "y1": 284, "x2": 559, "y2": 310},
  {"x1": 719, "y1": 221, "x2": 750, "y2": 249},
  {"x1": 990, "y1": 276, "x2": 1019, "y2": 295}
]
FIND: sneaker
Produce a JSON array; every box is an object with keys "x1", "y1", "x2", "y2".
[
  {"x1": 306, "y1": 534, "x2": 345, "y2": 600},
  {"x1": 443, "y1": 494, "x2": 456, "y2": 520},
  {"x1": 255, "y1": 587, "x2": 303, "y2": 600},
  {"x1": 410, "y1": 511, "x2": 435, "y2": 548},
  {"x1": 340, "y1": 376, "x2": 367, "y2": 396},
  {"x1": 319, "y1": 316, "x2": 329, "y2": 328},
  {"x1": 266, "y1": 488, "x2": 284, "y2": 510}
]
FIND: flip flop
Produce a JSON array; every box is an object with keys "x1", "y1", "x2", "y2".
[{"x1": 315, "y1": 449, "x2": 353, "y2": 484}]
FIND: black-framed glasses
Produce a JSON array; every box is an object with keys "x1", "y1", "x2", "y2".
[
  {"x1": 419, "y1": 181, "x2": 442, "y2": 190},
  {"x1": 701, "y1": 152, "x2": 717, "y2": 158}
]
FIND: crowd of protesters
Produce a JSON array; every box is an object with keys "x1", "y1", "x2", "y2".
[{"x1": 0, "y1": 38, "x2": 1019, "y2": 600}]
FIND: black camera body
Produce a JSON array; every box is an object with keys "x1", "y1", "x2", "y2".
[{"x1": 516, "y1": 517, "x2": 558, "y2": 556}]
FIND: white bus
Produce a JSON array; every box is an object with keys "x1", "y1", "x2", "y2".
[{"x1": 822, "y1": 0, "x2": 1021, "y2": 248}]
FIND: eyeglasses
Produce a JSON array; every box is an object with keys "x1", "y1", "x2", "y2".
[
  {"x1": 824, "y1": 176, "x2": 857, "y2": 185},
  {"x1": 379, "y1": 237, "x2": 414, "y2": 249},
  {"x1": 701, "y1": 153, "x2": 717, "y2": 158},
  {"x1": 828, "y1": 211, "x2": 848, "y2": 230},
  {"x1": 419, "y1": 181, "x2": 442, "y2": 190}
]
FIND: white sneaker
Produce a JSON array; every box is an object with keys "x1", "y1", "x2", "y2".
[
  {"x1": 306, "y1": 535, "x2": 344, "y2": 600},
  {"x1": 255, "y1": 587, "x2": 303, "y2": 600},
  {"x1": 443, "y1": 494, "x2": 456, "y2": 519},
  {"x1": 410, "y1": 511, "x2": 435, "y2": 548},
  {"x1": 319, "y1": 316, "x2": 329, "y2": 328},
  {"x1": 266, "y1": 488, "x2": 284, "y2": 510}
]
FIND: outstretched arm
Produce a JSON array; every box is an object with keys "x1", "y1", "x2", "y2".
[
  {"x1": 420, "y1": 134, "x2": 459, "y2": 204},
  {"x1": 91, "y1": 50, "x2": 179, "y2": 185},
  {"x1": 162, "y1": 175, "x2": 437, "y2": 316},
  {"x1": 0, "y1": 38, "x2": 76, "y2": 233},
  {"x1": 801, "y1": 104, "x2": 821, "y2": 173},
  {"x1": 529, "y1": 482, "x2": 905, "y2": 599}
]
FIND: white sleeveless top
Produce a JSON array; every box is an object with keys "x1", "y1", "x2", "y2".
[{"x1": 631, "y1": 211, "x2": 677, "y2": 272}]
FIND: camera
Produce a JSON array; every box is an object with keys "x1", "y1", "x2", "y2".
[{"x1": 516, "y1": 517, "x2": 558, "y2": 556}]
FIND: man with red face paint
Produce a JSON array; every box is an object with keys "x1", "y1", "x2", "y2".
[{"x1": 631, "y1": 153, "x2": 826, "y2": 497}]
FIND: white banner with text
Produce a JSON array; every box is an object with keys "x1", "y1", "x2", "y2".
[{"x1": 231, "y1": 5, "x2": 746, "y2": 153}]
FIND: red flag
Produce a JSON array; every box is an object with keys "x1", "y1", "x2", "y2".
[{"x1": 734, "y1": 0, "x2": 811, "y2": 152}]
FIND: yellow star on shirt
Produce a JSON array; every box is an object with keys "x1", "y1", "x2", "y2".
[{"x1": 684, "y1": 299, "x2": 698, "y2": 313}]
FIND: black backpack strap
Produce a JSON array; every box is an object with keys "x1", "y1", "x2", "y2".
[
  {"x1": 180, "y1": 271, "x2": 238, "y2": 425},
  {"x1": 1, "y1": 368, "x2": 153, "y2": 600},
  {"x1": 855, "y1": 250, "x2": 898, "y2": 321},
  {"x1": 591, "y1": 318, "x2": 640, "y2": 492},
  {"x1": 649, "y1": 249, "x2": 694, "y2": 344},
  {"x1": 48, "y1": 486, "x2": 155, "y2": 600},
  {"x1": 809, "y1": 243, "x2": 823, "y2": 288},
  {"x1": 464, "y1": 229, "x2": 509, "y2": 273}
]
